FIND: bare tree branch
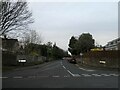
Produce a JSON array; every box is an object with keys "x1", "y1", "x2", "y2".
[{"x1": 0, "y1": 0, "x2": 33, "y2": 36}]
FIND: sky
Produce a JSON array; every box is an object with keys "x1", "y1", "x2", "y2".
[{"x1": 27, "y1": 0, "x2": 118, "y2": 50}]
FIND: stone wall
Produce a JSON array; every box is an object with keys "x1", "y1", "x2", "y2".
[
  {"x1": 2, "y1": 52, "x2": 47, "y2": 66},
  {"x1": 76, "y1": 50, "x2": 119, "y2": 68}
]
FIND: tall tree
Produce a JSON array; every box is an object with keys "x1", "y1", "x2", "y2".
[
  {"x1": 0, "y1": 0, "x2": 33, "y2": 36},
  {"x1": 68, "y1": 36, "x2": 78, "y2": 55},
  {"x1": 52, "y1": 43, "x2": 65, "y2": 59},
  {"x1": 78, "y1": 33, "x2": 95, "y2": 53}
]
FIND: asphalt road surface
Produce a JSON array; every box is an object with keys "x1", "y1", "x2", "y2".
[{"x1": 2, "y1": 60, "x2": 119, "y2": 88}]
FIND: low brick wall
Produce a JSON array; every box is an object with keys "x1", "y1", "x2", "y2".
[{"x1": 77, "y1": 50, "x2": 119, "y2": 68}]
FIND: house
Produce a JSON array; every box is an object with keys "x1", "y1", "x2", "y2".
[
  {"x1": 1, "y1": 36, "x2": 19, "y2": 53},
  {"x1": 105, "y1": 37, "x2": 120, "y2": 50}
]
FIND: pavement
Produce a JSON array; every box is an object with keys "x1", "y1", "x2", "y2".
[{"x1": 2, "y1": 59, "x2": 119, "y2": 88}]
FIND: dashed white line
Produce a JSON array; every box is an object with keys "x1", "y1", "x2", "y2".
[
  {"x1": 109, "y1": 74, "x2": 119, "y2": 76},
  {"x1": 13, "y1": 76, "x2": 23, "y2": 78},
  {"x1": 101, "y1": 74, "x2": 111, "y2": 76},
  {"x1": 92, "y1": 74, "x2": 101, "y2": 77}
]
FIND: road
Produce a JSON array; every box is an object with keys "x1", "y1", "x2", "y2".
[{"x1": 2, "y1": 60, "x2": 119, "y2": 88}]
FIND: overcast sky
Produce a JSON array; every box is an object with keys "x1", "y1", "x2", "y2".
[{"x1": 28, "y1": 1, "x2": 118, "y2": 50}]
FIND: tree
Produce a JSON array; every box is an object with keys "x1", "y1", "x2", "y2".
[
  {"x1": 68, "y1": 36, "x2": 78, "y2": 55},
  {"x1": 20, "y1": 30, "x2": 42, "y2": 47},
  {"x1": 28, "y1": 30, "x2": 42, "y2": 44},
  {"x1": 52, "y1": 43, "x2": 66, "y2": 59},
  {"x1": 0, "y1": 0, "x2": 33, "y2": 36},
  {"x1": 46, "y1": 42, "x2": 53, "y2": 58},
  {"x1": 68, "y1": 33, "x2": 95, "y2": 55},
  {"x1": 77, "y1": 33, "x2": 95, "y2": 53}
]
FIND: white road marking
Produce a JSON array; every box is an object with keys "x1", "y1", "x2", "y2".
[
  {"x1": 81, "y1": 74, "x2": 91, "y2": 77},
  {"x1": 52, "y1": 76, "x2": 60, "y2": 77},
  {"x1": 109, "y1": 74, "x2": 119, "y2": 76},
  {"x1": 0, "y1": 77, "x2": 8, "y2": 79},
  {"x1": 67, "y1": 70, "x2": 75, "y2": 76},
  {"x1": 62, "y1": 66, "x2": 66, "y2": 69},
  {"x1": 79, "y1": 67, "x2": 95, "y2": 72},
  {"x1": 66, "y1": 70, "x2": 81, "y2": 77},
  {"x1": 101, "y1": 74, "x2": 111, "y2": 76},
  {"x1": 92, "y1": 74, "x2": 101, "y2": 76},
  {"x1": 13, "y1": 76, "x2": 23, "y2": 78}
]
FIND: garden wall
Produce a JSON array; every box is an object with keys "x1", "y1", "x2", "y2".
[
  {"x1": 76, "y1": 50, "x2": 120, "y2": 68},
  {"x1": 2, "y1": 52, "x2": 47, "y2": 66}
]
